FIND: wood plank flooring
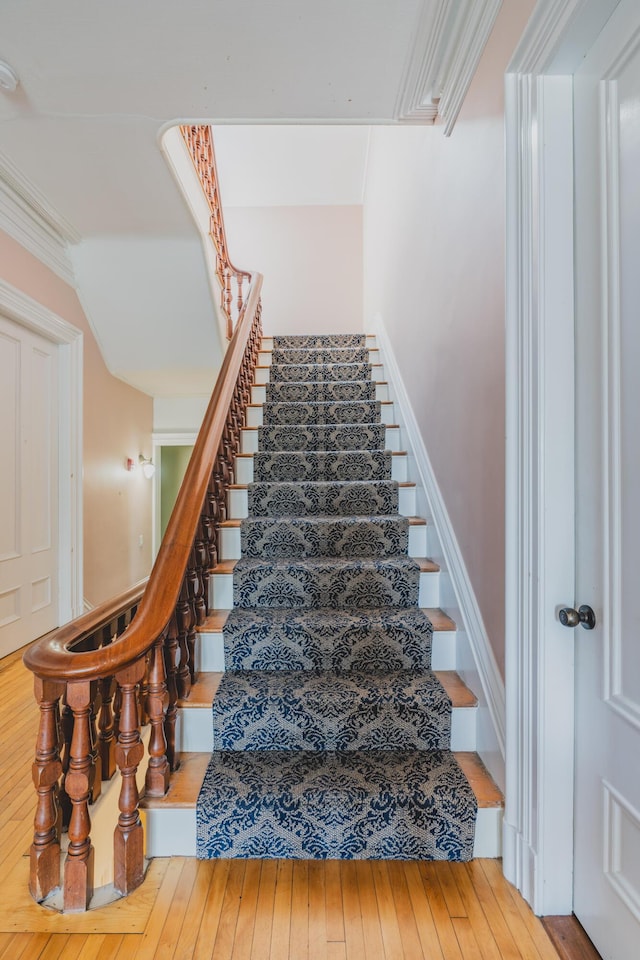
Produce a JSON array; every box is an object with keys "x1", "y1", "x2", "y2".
[{"x1": 0, "y1": 647, "x2": 566, "y2": 960}]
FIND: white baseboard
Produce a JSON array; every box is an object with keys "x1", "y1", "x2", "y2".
[{"x1": 370, "y1": 317, "x2": 506, "y2": 788}]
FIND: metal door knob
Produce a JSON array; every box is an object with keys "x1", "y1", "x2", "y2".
[{"x1": 559, "y1": 605, "x2": 596, "y2": 630}]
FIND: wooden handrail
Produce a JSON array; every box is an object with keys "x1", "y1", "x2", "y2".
[
  {"x1": 180, "y1": 125, "x2": 251, "y2": 340},
  {"x1": 22, "y1": 124, "x2": 263, "y2": 911},
  {"x1": 24, "y1": 277, "x2": 261, "y2": 682}
]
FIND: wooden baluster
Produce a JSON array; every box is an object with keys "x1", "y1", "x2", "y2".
[
  {"x1": 98, "y1": 622, "x2": 117, "y2": 780},
  {"x1": 224, "y1": 270, "x2": 233, "y2": 338},
  {"x1": 192, "y1": 533, "x2": 209, "y2": 622},
  {"x1": 113, "y1": 681, "x2": 122, "y2": 745},
  {"x1": 222, "y1": 424, "x2": 234, "y2": 484},
  {"x1": 144, "y1": 634, "x2": 170, "y2": 797},
  {"x1": 175, "y1": 580, "x2": 193, "y2": 700},
  {"x1": 188, "y1": 544, "x2": 206, "y2": 629},
  {"x1": 63, "y1": 681, "x2": 95, "y2": 912},
  {"x1": 30, "y1": 677, "x2": 64, "y2": 901},
  {"x1": 200, "y1": 510, "x2": 216, "y2": 610},
  {"x1": 163, "y1": 616, "x2": 180, "y2": 771},
  {"x1": 237, "y1": 274, "x2": 244, "y2": 316},
  {"x1": 88, "y1": 680, "x2": 102, "y2": 803},
  {"x1": 58, "y1": 695, "x2": 73, "y2": 830},
  {"x1": 113, "y1": 660, "x2": 146, "y2": 896}
]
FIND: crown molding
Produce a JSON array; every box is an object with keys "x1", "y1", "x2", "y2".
[
  {"x1": 0, "y1": 151, "x2": 79, "y2": 286},
  {"x1": 394, "y1": 0, "x2": 502, "y2": 134}
]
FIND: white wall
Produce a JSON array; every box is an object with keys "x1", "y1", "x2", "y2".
[
  {"x1": 363, "y1": 0, "x2": 534, "y2": 676},
  {"x1": 71, "y1": 235, "x2": 224, "y2": 398},
  {"x1": 223, "y1": 205, "x2": 363, "y2": 336}
]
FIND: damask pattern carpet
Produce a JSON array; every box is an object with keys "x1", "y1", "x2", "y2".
[{"x1": 196, "y1": 333, "x2": 477, "y2": 860}]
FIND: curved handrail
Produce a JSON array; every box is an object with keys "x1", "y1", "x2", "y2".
[
  {"x1": 180, "y1": 125, "x2": 251, "y2": 340},
  {"x1": 24, "y1": 275, "x2": 262, "y2": 682}
]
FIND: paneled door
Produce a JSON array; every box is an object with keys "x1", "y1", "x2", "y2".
[
  {"x1": 573, "y1": 1, "x2": 640, "y2": 955},
  {"x1": 0, "y1": 313, "x2": 59, "y2": 657}
]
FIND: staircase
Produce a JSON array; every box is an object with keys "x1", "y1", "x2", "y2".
[{"x1": 142, "y1": 333, "x2": 503, "y2": 861}]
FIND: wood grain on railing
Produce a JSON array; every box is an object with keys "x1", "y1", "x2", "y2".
[{"x1": 23, "y1": 124, "x2": 262, "y2": 912}]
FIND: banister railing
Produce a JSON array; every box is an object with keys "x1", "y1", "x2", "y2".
[
  {"x1": 180, "y1": 124, "x2": 251, "y2": 341},
  {"x1": 23, "y1": 126, "x2": 263, "y2": 912}
]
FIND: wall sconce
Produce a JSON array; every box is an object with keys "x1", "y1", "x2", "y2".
[{"x1": 139, "y1": 454, "x2": 156, "y2": 479}]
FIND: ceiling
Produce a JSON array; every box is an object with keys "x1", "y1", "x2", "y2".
[
  {"x1": 0, "y1": 0, "x2": 502, "y2": 396},
  {"x1": 0, "y1": 0, "x2": 427, "y2": 235}
]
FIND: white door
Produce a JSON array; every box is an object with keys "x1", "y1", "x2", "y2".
[
  {"x1": 573, "y1": 1, "x2": 640, "y2": 956},
  {"x1": 0, "y1": 313, "x2": 59, "y2": 657}
]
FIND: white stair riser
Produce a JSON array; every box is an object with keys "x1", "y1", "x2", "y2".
[
  {"x1": 218, "y1": 523, "x2": 428, "y2": 562},
  {"x1": 143, "y1": 803, "x2": 501, "y2": 860},
  {"x1": 177, "y1": 703, "x2": 477, "y2": 754},
  {"x1": 254, "y1": 363, "x2": 386, "y2": 385},
  {"x1": 234, "y1": 453, "x2": 408, "y2": 484},
  {"x1": 209, "y1": 568, "x2": 439, "y2": 610},
  {"x1": 144, "y1": 808, "x2": 196, "y2": 858},
  {"x1": 227, "y1": 479, "x2": 415, "y2": 517},
  {"x1": 197, "y1": 627, "x2": 457, "y2": 674},
  {"x1": 251, "y1": 382, "x2": 390, "y2": 404},
  {"x1": 245, "y1": 401, "x2": 395, "y2": 428}
]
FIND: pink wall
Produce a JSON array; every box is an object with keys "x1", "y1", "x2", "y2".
[
  {"x1": 0, "y1": 230, "x2": 153, "y2": 608},
  {"x1": 363, "y1": 1, "x2": 534, "y2": 675},
  {"x1": 223, "y1": 205, "x2": 363, "y2": 336}
]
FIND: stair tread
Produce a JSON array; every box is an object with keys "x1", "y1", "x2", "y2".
[
  {"x1": 220, "y1": 515, "x2": 427, "y2": 528},
  {"x1": 211, "y1": 557, "x2": 439, "y2": 574},
  {"x1": 185, "y1": 669, "x2": 475, "y2": 709},
  {"x1": 248, "y1": 400, "x2": 394, "y2": 408},
  {"x1": 141, "y1": 750, "x2": 501, "y2": 810},
  {"x1": 230, "y1": 480, "x2": 414, "y2": 489},
  {"x1": 198, "y1": 606, "x2": 454, "y2": 633},
  {"x1": 241, "y1": 424, "x2": 401, "y2": 431}
]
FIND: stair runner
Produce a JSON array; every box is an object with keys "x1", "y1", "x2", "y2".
[{"x1": 196, "y1": 333, "x2": 477, "y2": 860}]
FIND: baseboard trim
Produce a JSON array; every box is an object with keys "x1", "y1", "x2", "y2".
[{"x1": 370, "y1": 318, "x2": 506, "y2": 773}]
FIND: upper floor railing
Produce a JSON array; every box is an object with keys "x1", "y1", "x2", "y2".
[
  {"x1": 180, "y1": 125, "x2": 251, "y2": 340},
  {"x1": 22, "y1": 126, "x2": 263, "y2": 912}
]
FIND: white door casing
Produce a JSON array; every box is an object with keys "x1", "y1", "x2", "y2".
[
  {"x1": 0, "y1": 281, "x2": 83, "y2": 649},
  {"x1": 572, "y1": 3, "x2": 640, "y2": 954},
  {"x1": 505, "y1": 2, "x2": 640, "y2": 950}
]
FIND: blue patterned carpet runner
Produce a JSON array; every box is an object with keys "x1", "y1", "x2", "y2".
[{"x1": 196, "y1": 333, "x2": 477, "y2": 860}]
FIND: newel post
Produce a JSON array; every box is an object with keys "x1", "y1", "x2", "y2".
[
  {"x1": 30, "y1": 676, "x2": 64, "y2": 901},
  {"x1": 113, "y1": 658, "x2": 146, "y2": 895}
]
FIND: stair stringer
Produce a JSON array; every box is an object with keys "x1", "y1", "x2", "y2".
[{"x1": 370, "y1": 317, "x2": 506, "y2": 793}]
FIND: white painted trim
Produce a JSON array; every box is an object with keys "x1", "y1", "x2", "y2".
[
  {"x1": 151, "y1": 431, "x2": 198, "y2": 558},
  {"x1": 0, "y1": 152, "x2": 79, "y2": 286},
  {"x1": 0, "y1": 279, "x2": 83, "y2": 624},
  {"x1": 371, "y1": 316, "x2": 506, "y2": 786},
  {"x1": 438, "y1": 0, "x2": 503, "y2": 135},
  {"x1": 395, "y1": 0, "x2": 503, "y2": 134},
  {"x1": 504, "y1": 0, "x2": 622, "y2": 917},
  {"x1": 504, "y1": 68, "x2": 577, "y2": 916}
]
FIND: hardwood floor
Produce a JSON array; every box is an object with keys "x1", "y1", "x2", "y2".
[{"x1": 0, "y1": 648, "x2": 566, "y2": 960}]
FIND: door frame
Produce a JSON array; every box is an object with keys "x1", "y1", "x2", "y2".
[
  {"x1": 151, "y1": 432, "x2": 197, "y2": 558},
  {"x1": 504, "y1": 0, "x2": 622, "y2": 915},
  {"x1": 0, "y1": 279, "x2": 83, "y2": 629}
]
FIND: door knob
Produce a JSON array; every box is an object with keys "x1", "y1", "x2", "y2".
[{"x1": 559, "y1": 605, "x2": 596, "y2": 630}]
